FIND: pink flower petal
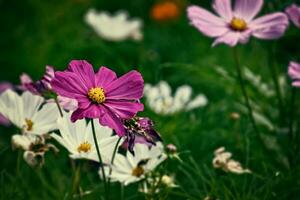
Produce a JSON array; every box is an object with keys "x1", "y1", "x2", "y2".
[
  {"x1": 249, "y1": 13, "x2": 289, "y2": 39},
  {"x1": 104, "y1": 100, "x2": 144, "y2": 119},
  {"x1": 212, "y1": 30, "x2": 250, "y2": 47},
  {"x1": 95, "y1": 67, "x2": 117, "y2": 88},
  {"x1": 52, "y1": 71, "x2": 88, "y2": 98},
  {"x1": 288, "y1": 61, "x2": 300, "y2": 80},
  {"x1": 67, "y1": 60, "x2": 95, "y2": 89},
  {"x1": 99, "y1": 106, "x2": 126, "y2": 136},
  {"x1": 213, "y1": 0, "x2": 233, "y2": 22},
  {"x1": 187, "y1": 6, "x2": 229, "y2": 37},
  {"x1": 234, "y1": 0, "x2": 263, "y2": 21},
  {"x1": 285, "y1": 4, "x2": 300, "y2": 28},
  {"x1": 105, "y1": 71, "x2": 144, "y2": 100},
  {"x1": 71, "y1": 104, "x2": 104, "y2": 122},
  {"x1": 0, "y1": 114, "x2": 10, "y2": 126}
]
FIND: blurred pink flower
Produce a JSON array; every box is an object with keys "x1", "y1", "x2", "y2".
[
  {"x1": 0, "y1": 82, "x2": 13, "y2": 126},
  {"x1": 285, "y1": 4, "x2": 300, "y2": 28},
  {"x1": 288, "y1": 61, "x2": 300, "y2": 87},
  {"x1": 51, "y1": 60, "x2": 144, "y2": 136},
  {"x1": 187, "y1": 0, "x2": 289, "y2": 47},
  {"x1": 19, "y1": 66, "x2": 78, "y2": 111}
]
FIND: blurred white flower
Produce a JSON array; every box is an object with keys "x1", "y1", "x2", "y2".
[
  {"x1": 0, "y1": 90, "x2": 58, "y2": 135},
  {"x1": 213, "y1": 147, "x2": 251, "y2": 174},
  {"x1": 101, "y1": 143, "x2": 166, "y2": 186},
  {"x1": 139, "y1": 174, "x2": 177, "y2": 194},
  {"x1": 51, "y1": 112, "x2": 120, "y2": 163},
  {"x1": 144, "y1": 81, "x2": 208, "y2": 115},
  {"x1": 12, "y1": 134, "x2": 58, "y2": 167},
  {"x1": 85, "y1": 9, "x2": 143, "y2": 41}
]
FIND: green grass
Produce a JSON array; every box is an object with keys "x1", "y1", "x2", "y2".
[{"x1": 1, "y1": 0, "x2": 300, "y2": 199}]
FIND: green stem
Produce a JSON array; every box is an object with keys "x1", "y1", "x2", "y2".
[
  {"x1": 16, "y1": 149, "x2": 22, "y2": 177},
  {"x1": 289, "y1": 87, "x2": 296, "y2": 142},
  {"x1": 91, "y1": 119, "x2": 108, "y2": 200},
  {"x1": 289, "y1": 87, "x2": 297, "y2": 166},
  {"x1": 268, "y1": 48, "x2": 285, "y2": 124},
  {"x1": 107, "y1": 137, "x2": 122, "y2": 193},
  {"x1": 70, "y1": 162, "x2": 82, "y2": 199},
  {"x1": 121, "y1": 183, "x2": 124, "y2": 200},
  {"x1": 233, "y1": 47, "x2": 259, "y2": 136},
  {"x1": 55, "y1": 97, "x2": 64, "y2": 117}
]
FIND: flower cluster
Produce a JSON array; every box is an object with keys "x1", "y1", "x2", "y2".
[{"x1": 144, "y1": 81, "x2": 208, "y2": 115}]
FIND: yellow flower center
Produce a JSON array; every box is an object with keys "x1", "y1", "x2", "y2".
[
  {"x1": 132, "y1": 166, "x2": 144, "y2": 177},
  {"x1": 77, "y1": 141, "x2": 92, "y2": 153},
  {"x1": 88, "y1": 87, "x2": 106, "y2": 104},
  {"x1": 25, "y1": 118, "x2": 34, "y2": 131},
  {"x1": 230, "y1": 17, "x2": 247, "y2": 31}
]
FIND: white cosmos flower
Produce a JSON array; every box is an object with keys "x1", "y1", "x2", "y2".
[
  {"x1": 101, "y1": 143, "x2": 166, "y2": 186},
  {"x1": 144, "y1": 81, "x2": 208, "y2": 115},
  {"x1": 51, "y1": 112, "x2": 121, "y2": 163},
  {"x1": 0, "y1": 90, "x2": 58, "y2": 135},
  {"x1": 85, "y1": 9, "x2": 143, "y2": 42}
]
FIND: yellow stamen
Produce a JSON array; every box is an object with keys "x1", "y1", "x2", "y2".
[
  {"x1": 88, "y1": 87, "x2": 106, "y2": 104},
  {"x1": 132, "y1": 166, "x2": 144, "y2": 177},
  {"x1": 77, "y1": 141, "x2": 92, "y2": 153},
  {"x1": 230, "y1": 17, "x2": 247, "y2": 31},
  {"x1": 25, "y1": 118, "x2": 34, "y2": 131}
]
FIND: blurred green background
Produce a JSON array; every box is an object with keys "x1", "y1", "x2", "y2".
[{"x1": 1, "y1": 0, "x2": 300, "y2": 199}]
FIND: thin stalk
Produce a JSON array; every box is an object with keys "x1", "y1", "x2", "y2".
[
  {"x1": 16, "y1": 149, "x2": 22, "y2": 176},
  {"x1": 55, "y1": 97, "x2": 64, "y2": 117},
  {"x1": 91, "y1": 119, "x2": 108, "y2": 200},
  {"x1": 70, "y1": 162, "x2": 82, "y2": 199},
  {"x1": 289, "y1": 87, "x2": 297, "y2": 166},
  {"x1": 268, "y1": 47, "x2": 285, "y2": 124},
  {"x1": 289, "y1": 87, "x2": 296, "y2": 142},
  {"x1": 233, "y1": 47, "x2": 259, "y2": 136},
  {"x1": 121, "y1": 183, "x2": 124, "y2": 200},
  {"x1": 107, "y1": 137, "x2": 122, "y2": 193}
]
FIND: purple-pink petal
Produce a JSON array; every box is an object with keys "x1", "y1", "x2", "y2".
[
  {"x1": 71, "y1": 104, "x2": 104, "y2": 122},
  {"x1": 67, "y1": 60, "x2": 95, "y2": 89},
  {"x1": 52, "y1": 71, "x2": 89, "y2": 98},
  {"x1": 99, "y1": 106, "x2": 126, "y2": 136},
  {"x1": 213, "y1": 0, "x2": 233, "y2": 22},
  {"x1": 104, "y1": 100, "x2": 144, "y2": 119},
  {"x1": 249, "y1": 13, "x2": 289, "y2": 39},
  {"x1": 187, "y1": 6, "x2": 229, "y2": 38},
  {"x1": 234, "y1": 0, "x2": 263, "y2": 22},
  {"x1": 95, "y1": 67, "x2": 117, "y2": 88},
  {"x1": 288, "y1": 61, "x2": 300, "y2": 88},
  {"x1": 212, "y1": 30, "x2": 250, "y2": 47},
  {"x1": 105, "y1": 70, "x2": 144, "y2": 100},
  {"x1": 285, "y1": 4, "x2": 300, "y2": 28}
]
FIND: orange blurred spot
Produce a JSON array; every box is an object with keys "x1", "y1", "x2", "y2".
[{"x1": 151, "y1": 1, "x2": 181, "y2": 22}]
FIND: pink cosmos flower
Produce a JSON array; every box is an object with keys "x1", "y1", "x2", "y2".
[
  {"x1": 285, "y1": 4, "x2": 300, "y2": 28},
  {"x1": 51, "y1": 60, "x2": 144, "y2": 136},
  {"x1": 0, "y1": 82, "x2": 13, "y2": 126},
  {"x1": 288, "y1": 61, "x2": 300, "y2": 87},
  {"x1": 187, "y1": 0, "x2": 289, "y2": 47}
]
